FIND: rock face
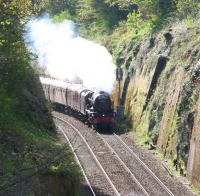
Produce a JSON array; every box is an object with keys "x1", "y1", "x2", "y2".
[
  {"x1": 187, "y1": 92, "x2": 200, "y2": 187},
  {"x1": 116, "y1": 20, "x2": 200, "y2": 187}
]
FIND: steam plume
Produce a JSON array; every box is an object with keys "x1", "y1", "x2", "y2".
[{"x1": 25, "y1": 16, "x2": 115, "y2": 92}]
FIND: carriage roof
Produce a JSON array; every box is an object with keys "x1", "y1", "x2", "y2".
[
  {"x1": 40, "y1": 77, "x2": 72, "y2": 89},
  {"x1": 40, "y1": 77, "x2": 88, "y2": 93}
]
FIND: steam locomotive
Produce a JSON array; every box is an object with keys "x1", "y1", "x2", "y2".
[{"x1": 40, "y1": 77, "x2": 115, "y2": 131}]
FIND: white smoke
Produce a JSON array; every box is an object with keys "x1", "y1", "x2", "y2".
[{"x1": 25, "y1": 16, "x2": 115, "y2": 92}]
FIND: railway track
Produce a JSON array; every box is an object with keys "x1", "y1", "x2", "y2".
[
  {"x1": 98, "y1": 133, "x2": 175, "y2": 196},
  {"x1": 56, "y1": 125, "x2": 96, "y2": 196},
  {"x1": 54, "y1": 117, "x2": 119, "y2": 196},
  {"x1": 53, "y1": 111, "x2": 195, "y2": 196},
  {"x1": 54, "y1": 114, "x2": 147, "y2": 196}
]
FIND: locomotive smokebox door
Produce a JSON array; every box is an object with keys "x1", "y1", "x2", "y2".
[{"x1": 116, "y1": 67, "x2": 123, "y2": 81}]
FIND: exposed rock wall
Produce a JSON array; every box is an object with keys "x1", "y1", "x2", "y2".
[
  {"x1": 187, "y1": 91, "x2": 200, "y2": 187},
  {"x1": 116, "y1": 20, "x2": 200, "y2": 186}
]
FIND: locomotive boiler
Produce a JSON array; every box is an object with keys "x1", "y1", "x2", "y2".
[{"x1": 40, "y1": 77, "x2": 115, "y2": 131}]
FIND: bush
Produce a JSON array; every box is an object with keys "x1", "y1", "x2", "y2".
[{"x1": 177, "y1": 0, "x2": 200, "y2": 18}]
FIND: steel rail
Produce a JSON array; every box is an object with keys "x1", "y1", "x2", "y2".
[
  {"x1": 56, "y1": 124, "x2": 96, "y2": 196},
  {"x1": 113, "y1": 133, "x2": 175, "y2": 196},
  {"x1": 54, "y1": 115, "x2": 120, "y2": 196},
  {"x1": 97, "y1": 132, "x2": 150, "y2": 196}
]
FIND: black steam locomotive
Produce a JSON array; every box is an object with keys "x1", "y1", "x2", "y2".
[{"x1": 40, "y1": 77, "x2": 115, "y2": 131}]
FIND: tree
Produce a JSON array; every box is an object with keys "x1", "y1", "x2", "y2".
[
  {"x1": 0, "y1": 0, "x2": 53, "y2": 129},
  {"x1": 158, "y1": 0, "x2": 177, "y2": 15},
  {"x1": 47, "y1": 0, "x2": 77, "y2": 16}
]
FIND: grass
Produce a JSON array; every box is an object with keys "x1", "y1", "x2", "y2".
[
  {"x1": 134, "y1": 112, "x2": 151, "y2": 146},
  {"x1": 0, "y1": 105, "x2": 81, "y2": 195},
  {"x1": 0, "y1": 131, "x2": 81, "y2": 194},
  {"x1": 185, "y1": 15, "x2": 195, "y2": 29}
]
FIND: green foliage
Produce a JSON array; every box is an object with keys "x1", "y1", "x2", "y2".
[
  {"x1": 126, "y1": 12, "x2": 157, "y2": 36},
  {"x1": 47, "y1": 0, "x2": 77, "y2": 16},
  {"x1": 75, "y1": 0, "x2": 128, "y2": 37},
  {"x1": 185, "y1": 15, "x2": 195, "y2": 28},
  {"x1": 0, "y1": 1, "x2": 81, "y2": 194},
  {"x1": 105, "y1": 0, "x2": 135, "y2": 8},
  {"x1": 0, "y1": 0, "x2": 55, "y2": 130},
  {"x1": 177, "y1": 0, "x2": 200, "y2": 17},
  {"x1": 0, "y1": 120, "x2": 81, "y2": 195},
  {"x1": 158, "y1": 0, "x2": 177, "y2": 16},
  {"x1": 46, "y1": 0, "x2": 200, "y2": 45},
  {"x1": 53, "y1": 10, "x2": 73, "y2": 22},
  {"x1": 48, "y1": 0, "x2": 134, "y2": 40},
  {"x1": 135, "y1": 112, "x2": 152, "y2": 145}
]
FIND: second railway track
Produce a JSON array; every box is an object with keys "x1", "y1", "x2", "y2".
[
  {"x1": 98, "y1": 133, "x2": 175, "y2": 196},
  {"x1": 53, "y1": 111, "x2": 196, "y2": 196}
]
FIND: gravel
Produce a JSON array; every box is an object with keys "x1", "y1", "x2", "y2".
[{"x1": 53, "y1": 111, "x2": 197, "y2": 196}]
